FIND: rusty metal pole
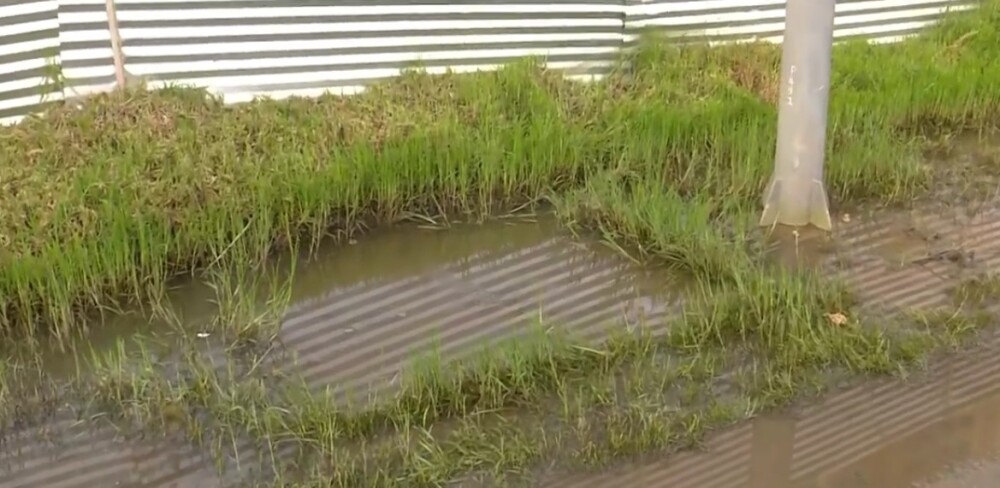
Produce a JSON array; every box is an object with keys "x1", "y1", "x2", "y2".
[{"x1": 759, "y1": 0, "x2": 836, "y2": 231}]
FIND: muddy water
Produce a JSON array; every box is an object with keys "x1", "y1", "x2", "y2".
[
  {"x1": 26, "y1": 215, "x2": 682, "y2": 384},
  {"x1": 277, "y1": 215, "x2": 681, "y2": 397},
  {"x1": 541, "y1": 337, "x2": 1000, "y2": 488},
  {"x1": 758, "y1": 198, "x2": 1000, "y2": 315},
  {"x1": 536, "y1": 135, "x2": 1000, "y2": 488},
  {"x1": 0, "y1": 215, "x2": 683, "y2": 488},
  {"x1": 0, "y1": 417, "x2": 227, "y2": 488}
]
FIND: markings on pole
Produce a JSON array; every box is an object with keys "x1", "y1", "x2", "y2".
[
  {"x1": 786, "y1": 64, "x2": 795, "y2": 106},
  {"x1": 793, "y1": 136, "x2": 807, "y2": 169}
]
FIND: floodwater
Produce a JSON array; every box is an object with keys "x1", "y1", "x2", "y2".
[
  {"x1": 536, "y1": 135, "x2": 1000, "y2": 488},
  {"x1": 274, "y1": 215, "x2": 680, "y2": 397},
  {"x1": 4, "y1": 133, "x2": 1000, "y2": 487},
  {"x1": 24, "y1": 214, "x2": 683, "y2": 384},
  {"x1": 0, "y1": 215, "x2": 684, "y2": 488},
  {"x1": 541, "y1": 336, "x2": 1000, "y2": 488}
]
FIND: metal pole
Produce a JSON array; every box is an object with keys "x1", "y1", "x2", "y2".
[
  {"x1": 759, "y1": 0, "x2": 836, "y2": 231},
  {"x1": 104, "y1": 0, "x2": 126, "y2": 89}
]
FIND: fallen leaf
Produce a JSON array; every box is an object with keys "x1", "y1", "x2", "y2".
[{"x1": 826, "y1": 312, "x2": 849, "y2": 326}]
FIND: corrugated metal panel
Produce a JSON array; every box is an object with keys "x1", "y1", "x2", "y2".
[
  {"x1": 625, "y1": 0, "x2": 977, "y2": 45},
  {"x1": 0, "y1": 0, "x2": 61, "y2": 125},
  {"x1": 0, "y1": 0, "x2": 980, "y2": 125},
  {"x1": 55, "y1": 0, "x2": 627, "y2": 104}
]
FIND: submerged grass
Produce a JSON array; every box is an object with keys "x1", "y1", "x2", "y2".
[{"x1": 1, "y1": 2, "x2": 999, "y2": 343}]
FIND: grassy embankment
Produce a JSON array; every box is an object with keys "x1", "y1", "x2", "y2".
[{"x1": 1, "y1": 2, "x2": 1000, "y2": 486}]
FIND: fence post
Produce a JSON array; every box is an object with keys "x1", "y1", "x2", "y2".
[
  {"x1": 759, "y1": 0, "x2": 836, "y2": 231},
  {"x1": 104, "y1": 0, "x2": 126, "y2": 89}
]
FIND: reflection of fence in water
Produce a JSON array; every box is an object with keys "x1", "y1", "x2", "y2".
[
  {"x1": 0, "y1": 412, "x2": 223, "y2": 488},
  {"x1": 0, "y1": 231, "x2": 674, "y2": 487},
  {"x1": 791, "y1": 341, "x2": 1000, "y2": 486},
  {"x1": 543, "y1": 337, "x2": 1000, "y2": 488},
  {"x1": 278, "y1": 234, "x2": 677, "y2": 399},
  {"x1": 1, "y1": 0, "x2": 977, "y2": 125},
  {"x1": 0, "y1": 337, "x2": 290, "y2": 488}
]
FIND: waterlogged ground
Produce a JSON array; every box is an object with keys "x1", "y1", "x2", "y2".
[
  {"x1": 2, "y1": 201, "x2": 999, "y2": 487},
  {"x1": 46, "y1": 214, "x2": 684, "y2": 389},
  {"x1": 541, "y1": 334, "x2": 1000, "y2": 488},
  {"x1": 0, "y1": 215, "x2": 685, "y2": 487}
]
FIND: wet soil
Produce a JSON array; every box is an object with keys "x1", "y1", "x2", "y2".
[
  {"x1": 5, "y1": 198, "x2": 997, "y2": 488},
  {"x1": 529, "y1": 134, "x2": 1000, "y2": 488}
]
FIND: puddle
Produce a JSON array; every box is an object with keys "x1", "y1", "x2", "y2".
[
  {"x1": 3, "y1": 202, "x2": 999, "y2": 488},
  {"x1": 540, "y1": 336, "x2": 1000, "y2": 488},
  {"x1": 826, "y1": 202, "x2": 1000, "y2": 312},
  {"x1": 19, "y1": 279, "x2": 219, "y2": 380},
  {"x1": 762, "y1": 224, "x2": 838, "y2": 270},
  {"x1": 276, "y1": 215, "x2": 683, "y2": 397},
  {"x1": 17, "y1": 214, "x2": 683, "y2": 386},
  {"x1": 755, "y1": 190, "x2": 1000, "y2": 315},
  {"x1": 0, "y1": 413, "x2": 226, "y2": 488},
  {"x1": 0, "y1": 215, "x2": 685, "y2": 488}
]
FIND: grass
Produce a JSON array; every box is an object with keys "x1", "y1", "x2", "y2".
[
  {"x1": 1, "y1": 2, "x2": 999, "y2": 346},
  {"x1": 1, "y1": 2, "x2": 1000, "y2": 486},
  {"x1": 952, "y1": 272, "x2": 1000, "y2": 307}
]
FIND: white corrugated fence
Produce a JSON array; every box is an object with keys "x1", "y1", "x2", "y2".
[{"x1": 0, "y1": 0, "x2": 978, "y2": 125}]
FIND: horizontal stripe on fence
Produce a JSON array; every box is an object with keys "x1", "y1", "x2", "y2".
[
  {"x1": 0, "y1": 0, "x2": 978, "y2": 125},
  {"x1": 0, "y1": 0, "x2": 59, "y2": 125}
]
